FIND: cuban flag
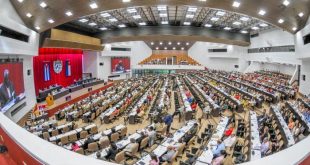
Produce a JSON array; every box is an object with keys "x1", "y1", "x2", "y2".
[
  {"x1": 44, "y1": 63, "x2": 51, "y2": 81},
  {"x1": 65, "y1": 60, "x2": 71, "y2": 77}
]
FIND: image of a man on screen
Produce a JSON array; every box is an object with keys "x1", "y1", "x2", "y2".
[
  {"x1": 115, "y1": 60, "x2": 125, "y2": 72},
  {"x1": 0, "y1": 69, "x2": 16, "y2": 107}
]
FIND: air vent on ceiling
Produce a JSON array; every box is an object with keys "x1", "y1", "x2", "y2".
[
  {"x1": 0, "y1": 25, "x2": 29, "y2": 42},
  {"x1": 208, "y1": 49, "x2": 227, "y2": 53},
  {"x1": 111, "y1": 47, "x2": 131, "y2": 51}
]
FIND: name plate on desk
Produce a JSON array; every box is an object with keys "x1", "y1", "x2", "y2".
[
  {"x1": 88, "y1": 88, "x2": 92, "y2": 92},
  {"x1": 65, "y1": 96, "x2": 71, "y2": 101}
]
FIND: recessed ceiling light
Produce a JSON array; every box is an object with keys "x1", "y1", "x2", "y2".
[
  {"x1": 157, "y1": 5, "x2": 167, "y2": 11},
  {"x1": 109, "y1": 18, "x2": 118, "y2": 22},
  {"x1": 48, "y1": 19, "x2": 54, "y2": 24},
  {"x1": 139, "y1": 22, "x2": 146, "y2": 26},
  {"x1": 159, "y1": 42, "x2": 163, "y2": 45},
  {"x1": 88, "y1": 22, "x2": 97, "y2": 26},
  {"x1": 184, "y1": 22, "x2": 191, "y2": 25},
  {"x1": 181, "y1": 47, "x2": 184, "y2": 50},
  {"x1": 205, "y1": 24, "x2": 212, "y2": 27},
  {"x1": 283, "y1": 0, "x2": 290, "y2": 6},
  {"x1": 292, "y1": 27, "x2": 297, "y2": 31},
  {"x1": 40, "y1": 2, "x2": 47, "y2": 8},
  {"x1": 89, "y1": 2, "x2": 98, "y2": 9},
  {"x1": 156, "y1": 47, "x2": 159, "y2": 50},
  {"x1": 233, "y1": 21, "x2": 241, "y2": 25},
  {"x1": 127, "y1": 8, "x2": 137, "y2": 13},
  {"x1": 232, "y1": 1, "x2": 241, "y2": 8},
  {"x1": 188, "y1": 7, "x2": 197, "y2": 12},
  {"x1": 151, "y1": 42, "x2": 154, "y2": 45},
  {"x1": 240, "y1": 17, "x2": 250, "y2": 21},
  {"x1": 211, "y1": 17, "x2": 219, "y2": 21},
  {"x1": 161, "y1": 21, "x2": 168, "y2": 24},
  {"x1": 258, "y1": 10, "x2": 266, "y2": 16},
  {"x1": 298, "y1": 12, "x2": 304, "y2": 17},
  {"x1": 100, "y1": 27, "x2": 107, "y2": 31},
  {"x1": 100, "y1": 13, "x2": 111, "y2": 17},
  {"x1": 252, "y1": 26, "x2": 259, "y2": 30},
  {"x1": 259, "y1": 23, "x2": 268, "y2": 27},
  {"x1": 186, "y1": 42, "x2": 189, "y2": 45},
  {"x1": 173, "y1": 47, "x2": 176, "y2": 50},
  {"x1": 241, "y1": 30, "x2": 248, "y2": 34},
  {"x1": 123, "y1": 0, "x2": 131, "y2": 2},
  {"x1": 168, "y1": 42, "x2": 172, "y2": 45},
  {"x1": 65, "y1": 11, "x2": 73, "y2": 16},
  {"x1": 133, "y1": 15, "x2": 141, "y2": 19},
  {"x1": 26, "y1": 13, "x2": 32, "y2": 18},
  {"x1": 79, "y1": 18, "x2": 88, "y2": 23},
  {"x1": 278, "y1": 19, "x2": 284, "y2": 24},
  {"x1": 224, "y1": 27, "x2": 231, "y2": 30},
  {"x1": 17, "y1": 0, "x2": 24, "y2": 3},
  {"x1": 186, "y1": 14, "x2": 195, "y2": 19},
  {"x1": 118, "y1": 24, "x2": 126, "y2": 28},
  {"x1": 164, "y1": 47, "x2": 167, "y2": 50},
  {"x1": 177, "y1": 42, "x2": 181, "y2": 45},
  {"x1": 35, "y1": 26, "x2": 40, "y2": 30},
  {"x1": 216, "y1": 11, "x2": 226, "y2": 16},
  {"x1": 159, "y1": 13, "x2": 167, "y2": 17},
  {"x1": 199, "y1": 0, "x2": 207, "y2": 1}
]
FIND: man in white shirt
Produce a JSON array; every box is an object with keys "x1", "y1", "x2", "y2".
[{"x1": 223, "y1": 133, "x2": 236, "y2": 148}]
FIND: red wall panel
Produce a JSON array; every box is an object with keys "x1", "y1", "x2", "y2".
[
  {"x1": 33, "y1": 48, "x2": 83, "y2": 96},
  {"x1": 0, "y1": 127, "x2": 41, "y2": 165}
]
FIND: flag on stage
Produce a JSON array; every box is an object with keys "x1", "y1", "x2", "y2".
[
  {"x1": 44, "y1": 63, "x2": 51, "y2": 81},
  {"x1": 65, "y1": 60, "x2": 71, "y2": 77}
]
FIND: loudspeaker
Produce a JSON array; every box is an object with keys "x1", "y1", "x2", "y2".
[
  {"x1": 27, "y1": 69, "x2": 31, "y2": 76},
  {"x1": 302, "y1": 75, "x2": 306, "y2": 81},
  {"x1": 99, "y1": 62, "x2": 104, "y2": 66}
]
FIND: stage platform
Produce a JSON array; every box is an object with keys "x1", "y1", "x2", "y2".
[{"x1": 38, "y1": 82, "x2": 114, "y2": 117}]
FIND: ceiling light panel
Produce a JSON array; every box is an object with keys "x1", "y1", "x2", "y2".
[
  {"x1": 127, "y1": 8, "x2": 137, "y2": 13},
  {"x1": 79, "y1": 18, "x2": 88, "y2": 23},
  {"x1": 188, "y1": 7, "x2": 197, "y2": 12},
  {"x1": 258, "y1": 10, "x2": 266, "y2": 16},
  {"x1": 40, "y1": 2, "x2": 47, "y2": 8},
  {"x1": 232, "y1": 1, "x2": 241, "y2": 8},
  {"x1": 283, "y1": 0, "x2": 290, "y2": 6},
  {"x1": 157, "y1": 5, "x2": 167, "y2": 11},
  {"x1": 89, "y1": 2, "x2": 98, "y2": 9},
  {"x1": 133, "y1": 15, "x2": 141, "y2": 19},
  {"x1": 240, "y1": 17, "x2": 250, "y2": 21},
  {"x1": 65, "y1": 11, "x2": 73, "y2": 16},
  {"x1": 211, "y1": 17, "x2": 219, "y2": 21},
  {"x1": 101, "y1": 13, "x2": 111, "y2": 17}
]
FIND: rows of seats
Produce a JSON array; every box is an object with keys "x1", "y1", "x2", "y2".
[{"x1": 139, "y1": 54, "x2": 201, "y2": 66}]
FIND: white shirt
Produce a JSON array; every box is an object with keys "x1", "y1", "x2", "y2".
[{"x1": 223, "y1": 136, "x2": 236, "y2": 147}]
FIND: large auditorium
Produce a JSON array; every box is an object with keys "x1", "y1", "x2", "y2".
[{"x1": 1, "y1": 0, "x2": 310, "y2": 165}]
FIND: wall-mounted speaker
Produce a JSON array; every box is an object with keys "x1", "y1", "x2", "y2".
[
  {"x1": 302, "y1": 75, "x2": 306, "y2": 81},
  {"x1": 27, "y1": 69, "x2": 31, "y2": 76},
  {"x1": 99, "y1": 62, "x2": 104, "y2": 66}
]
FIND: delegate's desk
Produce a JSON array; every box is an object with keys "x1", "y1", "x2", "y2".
[
  {"x1": 231, "y1": 78, "x2": 277, "y2": 103},
  {"x1": 31, "y1": 112, "x2": 49, "y2": 122},
  {"x1": 136, "y1": 120, "x2": 196, "y2": 165},
  {"x1": 286, "y1": 102, "x2": 310, "y2": 131},
  {"x1": 38, "y1": 85, "x2": 62, "y2": 101},
  {"x1": 298, "y1": 98, "x2": 310, "y2": 109},
  {"x1": 49, "y1": 124, "x2": 96, "y2": 142},
  {"x1": 196, "y1": 75, "x2": 242, "y2": 112},
  {"x1": 213, "y1": 74, "x2": 263, "y2": 108},
  {"x1": 271, "y1": 105, "x2": 295, "y2": 147},
  {"x1": 33, "y1": 122, "x2": 73, "y2": 137},
  {"x1": 188, "y1": 76, "x2": 220, "y2": 117},
  {"x1": 63, "y1": 124, "x2": 126, "y2": 150},
  {"x1": 196, "y1": 117, "x2": 229, "y2": 164},
  {"x1": 53, "y1": 88, "x2": 70, "y2": 100},
  {"x1": 90, "y1": 124, "x2": 151, "y2": 159},
  {"x1": 249, "y1": 111, "x2": 262, "y2": 161},
  {"x1": 176, "y1": 77, "x2": 193, "y2": 121}
]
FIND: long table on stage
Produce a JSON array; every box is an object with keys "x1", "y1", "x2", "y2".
[{"x1": 83, "y1": 80, "x2": 105, "y2": 88}]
